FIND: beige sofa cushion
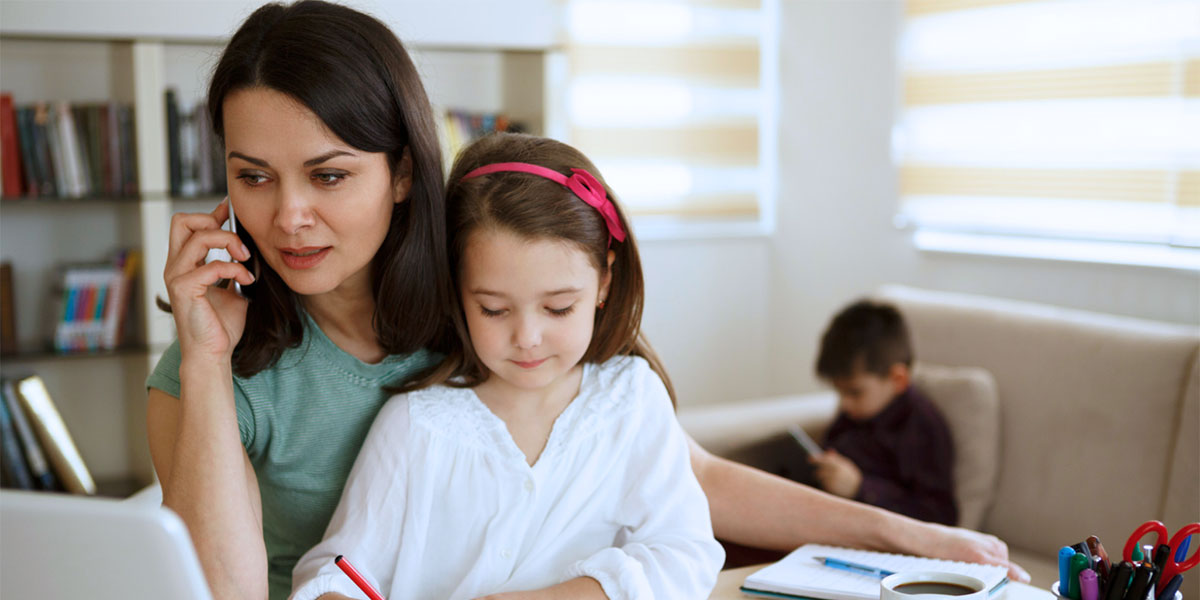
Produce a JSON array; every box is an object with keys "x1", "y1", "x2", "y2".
[
  {"x1": 878, "y1": 285, "x2": 1200, "y2": 560},
  {"x1": 913, "y1": 363, "x2": 1000, "y2": 532}
]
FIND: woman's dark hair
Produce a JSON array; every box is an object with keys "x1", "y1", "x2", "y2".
[
  {"x1": 196, "y1": 0, "x2": 452, "y2": 377},
  {"x1": 405, "y1": 132, "x2": 677, "y2": 406},
  {"x1": 815, "y1": 299, "x2": 914, "y2": 380}
]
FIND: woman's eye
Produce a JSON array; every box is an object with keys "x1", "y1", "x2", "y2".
[
  {"x1": 236, "y1": 174, "x2": 269, "y2": 186},
  {"x1": 313, "y1": 172, "x2": 347, "y2": 185}
]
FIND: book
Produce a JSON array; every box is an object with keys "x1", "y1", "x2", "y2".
[
  {"x1": 30, "y1": 103, "x2": 57, "y2": 197},
  {"x1": 13, "y1": 374, "x2": 95, "y2": 494},
  {"x1": 53, "y1": 264, "x2": 116, "y2": 352},
  {"x1": 1, "y1": 261, "x2": 15, "y2": 355},
  {"x1": 0, "y1": 93, "x2": 24, "y2": 197},
  {"x1": 0, "y1": 385, "x2": 35, "y2": 489},
  {"x1": 15, "y1": 106, "x2": 41, "y2": 197},
  {"x1": 741, "y1": 544, "x2": 1009, "y2": 600},
  {"x1": 101, "y1": 249, "x2": 140, "y2": 349},
  {"x1": 2, "y1": 379, "x2": 59, "y2": 490}
]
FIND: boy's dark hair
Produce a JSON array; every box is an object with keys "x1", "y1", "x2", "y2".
[{"x1": 816, "y1": 299, "x2": 914, "y2": 379}]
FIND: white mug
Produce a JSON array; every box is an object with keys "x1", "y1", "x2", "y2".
[{"x1": 882, "y1": 571, "x2": 989, "y2": 600}]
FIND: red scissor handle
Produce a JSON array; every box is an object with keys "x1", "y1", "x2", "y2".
[
  {"x1": 1165, "y1": 522, "x2": 1200, "y2": 571},
  {"x1": 1125, "y1": 520, "x2": 1169, "y2": 563}
]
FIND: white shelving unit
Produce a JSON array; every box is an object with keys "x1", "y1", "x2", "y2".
[{"x1": 0, "y1": 0, "x2": 562, "y2": 494}]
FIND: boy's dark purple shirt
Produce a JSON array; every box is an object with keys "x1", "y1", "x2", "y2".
[{"x1": 823, "y1": 385, "x2": 958, "y2": 526}]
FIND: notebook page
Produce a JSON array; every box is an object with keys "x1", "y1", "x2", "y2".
[{"x1": 743, "y1": 544, "x2": 1009, "y2": 600}]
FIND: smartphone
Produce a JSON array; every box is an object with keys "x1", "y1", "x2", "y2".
[
  {"x1": 203, "y1": 197, "x2": 243, "y2": 295},
  {"x1": 787, "y1": 424, "x2": 824, "y2": 457}
]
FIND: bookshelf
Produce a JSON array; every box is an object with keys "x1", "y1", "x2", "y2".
[{"x1": 0, "y1": 0, "x2": 561, "y2": 496}]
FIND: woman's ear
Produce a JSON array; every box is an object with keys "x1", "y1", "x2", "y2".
[
  {"x1": 392, "y1": 147, "x2": 413, "y2": 204},
  {"x1": 598, "y1": 250, "x2": 616, "y2": 304}
]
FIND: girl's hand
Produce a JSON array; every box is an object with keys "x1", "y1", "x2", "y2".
[{"x1": 163, "y1": 198, "x2": 256, "y2": 360}]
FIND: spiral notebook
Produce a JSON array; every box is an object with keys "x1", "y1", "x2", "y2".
[{"x1": 741, "y1": 544, "x2": 1010, "y2": 600}]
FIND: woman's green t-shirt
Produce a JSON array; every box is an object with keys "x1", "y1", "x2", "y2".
[{"x1": 146, "y1": 313, "x2": 437, "y2": 600}]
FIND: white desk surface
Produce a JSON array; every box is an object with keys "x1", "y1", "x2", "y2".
[{"x1": 711, "y1": 565, "x2": 1052, "y2": 600}]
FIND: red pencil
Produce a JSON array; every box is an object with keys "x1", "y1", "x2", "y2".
[{"x1": 334, "y1": 555, "x2": 386, "y2": 600}]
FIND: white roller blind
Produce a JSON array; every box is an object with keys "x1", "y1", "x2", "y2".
[
  {"x1": 895, "y1": 0, "x2": 1200, "y2": 254},
  {"x1": 560, "y1": 0, "x2": 774, "y2": 227}
]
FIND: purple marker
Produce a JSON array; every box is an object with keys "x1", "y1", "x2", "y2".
[{"x1": 1080, "y1": 568, "x2": 1099, "y2": 600}]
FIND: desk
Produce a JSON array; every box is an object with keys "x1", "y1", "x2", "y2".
[{"x1": 710, "y1": 566, "x2": 1055, "y2": 600}]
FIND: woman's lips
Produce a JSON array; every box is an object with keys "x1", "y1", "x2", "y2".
[
  {"x1": 512, "y1": 358, "x2": 548, "y2": 369},
  {"x1": 279, "y1": 246, "x2": 331, "y2": 270}
]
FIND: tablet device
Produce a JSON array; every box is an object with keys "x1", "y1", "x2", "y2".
[
  {"x1": 0, "y1": 489, "x2": 213, "y2": 600},
  {"x1": 787, "y1": 423, "x2": 823, "y2": 457}
]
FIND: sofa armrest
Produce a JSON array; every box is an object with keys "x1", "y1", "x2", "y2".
[{"x1": 678, "y1": 391, "x2": 839, "y2": 458}]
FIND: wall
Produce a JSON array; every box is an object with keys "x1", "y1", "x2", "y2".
[
  {"x1": 764, "y1": 0, "x2": 1200, "y2": 397},
  {"x1": 639, "y1": 238, "x2": 773, "y2": 407}
]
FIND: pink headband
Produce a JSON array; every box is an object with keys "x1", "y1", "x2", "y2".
[{"x1": 460, "y1": 162, "x2": 627, "y2": 245}]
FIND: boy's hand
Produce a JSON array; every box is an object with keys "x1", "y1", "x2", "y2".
[{"x1": 810, "y1": 449, "x2": 863, "y2": 499}]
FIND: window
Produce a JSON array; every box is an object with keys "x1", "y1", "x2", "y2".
[
  {"x1": 895, "y1": 0, "x2": 1200, "y2": 269},
  {"x1": 556, "y1": 0, "x2": 777, "y2": 238}
]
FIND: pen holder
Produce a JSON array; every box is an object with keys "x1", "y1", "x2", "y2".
[{"x1": 1052, "y1": 581, "x2": 1182, "y2": 600}]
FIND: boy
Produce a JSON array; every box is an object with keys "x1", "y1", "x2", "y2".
[{"x1": 808, "y1": 299, "x2": 958, "y2": 526}]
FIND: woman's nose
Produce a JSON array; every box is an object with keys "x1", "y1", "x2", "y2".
[{"x1": 273, "y1": 183, "x2": 317, "y2": 234}]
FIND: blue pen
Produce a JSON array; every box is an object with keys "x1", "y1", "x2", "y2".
[
  {"x1": 1175, "y1": 535, "x2": 1190, "y2": 563},
  {"x1": 813, "y1": 556, "x2": 896, "y2": 579}
]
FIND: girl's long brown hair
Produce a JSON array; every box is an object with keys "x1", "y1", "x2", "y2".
[{"x1": 405, "y1": 132, "x2": 677, "y2": 406}]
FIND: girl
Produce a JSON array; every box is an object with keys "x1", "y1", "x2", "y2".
[{"x1": 289, "y1": 133, "x2": 724, "y2": 600}]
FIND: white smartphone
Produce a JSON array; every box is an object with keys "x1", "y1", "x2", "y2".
[
  {"x1": 203, "y1": 197, "x2": 243, "y2": 295},
  {"x1": 787, "y1": 423, "x2": 824, "y2": 457}
]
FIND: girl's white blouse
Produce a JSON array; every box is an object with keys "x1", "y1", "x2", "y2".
[{"x1": 290, "y1": 356, "x2": 723, "y2": 600}]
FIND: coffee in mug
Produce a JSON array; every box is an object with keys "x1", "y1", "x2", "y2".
[{"x1": 881, "y1": 571, "x2": 988, "y2": 600}]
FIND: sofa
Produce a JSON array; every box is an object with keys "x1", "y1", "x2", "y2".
[{"x1": 678, "y1": 285, "x2": 1200, "y2": 591}]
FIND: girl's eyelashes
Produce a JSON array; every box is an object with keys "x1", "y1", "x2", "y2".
[
  {"x1": 548, "y1": 304, "x2": 575, "y2": 317},
  {"x1": 477, "y1": 304, "x2": 577, "y2": 318}
]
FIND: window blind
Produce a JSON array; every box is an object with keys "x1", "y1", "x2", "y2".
[
  {"x1": 895, "y1": 0, "x2": 1200, "y2": 251},
  {"x1": 560, "y1": 0, "x2": 772, "y2": 223}
]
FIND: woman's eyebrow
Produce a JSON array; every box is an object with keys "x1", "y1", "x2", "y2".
[
  {"x1": 227, "y1": 149, "x2": 355, "y2": 167},
  {"x1": 228, "y1": 151, "x2": 268, "y2": 167},
  {"x1": 303, "y1": 150, "x2": 355, "y2": 167}
]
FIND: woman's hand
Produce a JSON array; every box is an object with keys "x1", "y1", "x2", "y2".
[
  {"x1": 164, "y1": 198, "x2": 256, "y2": 359},
  {"x1": 908, "y1": 523, "x2": 1031, "y2": 583}
]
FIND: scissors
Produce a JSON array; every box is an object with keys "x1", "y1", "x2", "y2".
[{"x1": 1123, "y1": 520, "x2": 1200, "y2": 594}]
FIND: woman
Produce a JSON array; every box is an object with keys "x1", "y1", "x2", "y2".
[{"x1": 147, "y1": 2, "x2": 1026, "y2": 600}]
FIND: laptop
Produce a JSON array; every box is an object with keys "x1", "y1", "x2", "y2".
[{"x1": 1, "y1": 489, "x2": 213, "y2": 600}]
